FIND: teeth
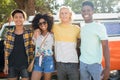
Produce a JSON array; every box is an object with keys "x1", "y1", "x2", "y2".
[{"x1": 84, "y1": 15, "x2": 89, "y2": 18}]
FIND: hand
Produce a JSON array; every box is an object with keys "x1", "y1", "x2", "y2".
[
  {"x1": 101, "y1": 68, "x2": 110, "y2": 80},
  {"x1": 33, "y1": 29, "x2": 41, "y2": 39},
  {"x1": 3, "y1": 64, "x2": 8, "y2": 74}
]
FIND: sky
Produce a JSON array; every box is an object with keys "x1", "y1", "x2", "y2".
[{"x1": 56, "y1": 0, "x2": 64, "y2": 5}]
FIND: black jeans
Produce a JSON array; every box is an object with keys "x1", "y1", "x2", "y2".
[
  {"x1": 56, "y1": 62, "x2": 79, "y2": 80},
  {"x1": 8, "y1": 66, "x2": 29, "y2": 78}
]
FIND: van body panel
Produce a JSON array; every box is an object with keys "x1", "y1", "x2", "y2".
[{"x1": 102, "y1": 40, "x2": 120, "y2": 70}]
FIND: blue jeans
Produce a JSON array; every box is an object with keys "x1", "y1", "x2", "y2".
[
  {"x1": 56, "y1": 62, "x2": 79, "y2": 80},
  {"x1": 80, "y1": 61, "x2": 102, "y2": 80}
]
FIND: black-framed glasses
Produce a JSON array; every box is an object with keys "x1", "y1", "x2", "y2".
[{"x1": 38, "y1": 21, "x2": 47, "y2": 26}]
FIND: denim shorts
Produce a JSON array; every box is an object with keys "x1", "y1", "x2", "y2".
[
  {"x1": 8, "y1": 66, "x2": 29, "y2": 78},
  {"x1": 33, "y1": 56, "x2": 54, "y2": 73}
]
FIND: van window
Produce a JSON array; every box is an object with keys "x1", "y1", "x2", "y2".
[{"x1": 102, "y1": 22, "x2": 120, "y2": 36}]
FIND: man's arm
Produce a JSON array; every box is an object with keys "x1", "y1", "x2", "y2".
[
  {"x1": 77, "y1": 38, "x2": 81, "y2": 57},
  {"x1": 101, "y1": 40, "x2": 110, "y2": 80}
]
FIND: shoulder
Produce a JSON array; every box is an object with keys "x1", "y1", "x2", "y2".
[
  {"x1": 93, "y1": 22, "x2": 104, "y2": 27},
  {"x1": 92, "y1": 22, "x2": 107, "y2": 34},
  {"x1": 24, "y1": 28, "x2": 33, "y2": 38},
  {"x1": 91, "y1": 22, "x2": 105, "y2": 30},
  {"x1": 96, "y1": 22, "x2": 106, "y2": 30},
  {"x1": 25, "y1": 28, "x2": 33, "y2": 33},
  {"x1": 72, "y1": 24, "x2": 80, "y2": 31},
  {"x1": 73, "y1": 24, "x2": 80, "y2": 28},
  {"x1": 49, "y1": 32, "x2": 54, "y2": 37},
  {"x1": 4, "y1": 29, "x2": 14, "y2": 40},
  {"x1": 52, "y1": 23, "x2": 60, "y2": 32},
  {"x1": 53, "y1": 23, "x2": 60, "y2": 28},
  {"x1": 7, "y1": 29, "x2": 14, "y2": 35}
]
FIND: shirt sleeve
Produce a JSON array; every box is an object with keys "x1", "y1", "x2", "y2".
[
  {"x1": 75, "y1": 25, "x2": 80, "y2": 39},
  {"x1": 4, "y1": 31, "x2": 10, "y2": 65},
  {"x1": 51, "y1": 24, "x2": 55, "y2": 33},
  {"x1": 97, "y1": 24, "x2": 108, "y2": 40}
]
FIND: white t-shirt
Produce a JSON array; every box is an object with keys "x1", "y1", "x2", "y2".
[{"x1": 80, "y1": 22, "x2": 108, "y2": 64}]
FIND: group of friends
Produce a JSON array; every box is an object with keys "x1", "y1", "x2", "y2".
[{"x1": 3, "y1": 1, "x2": 110, "y2": 80}]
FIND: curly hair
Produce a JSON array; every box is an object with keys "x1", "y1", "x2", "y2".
[{"x1": 32, "y1": 13, "x2": 54, "y2": 32}]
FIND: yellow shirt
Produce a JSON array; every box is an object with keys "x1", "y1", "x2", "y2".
[{"x1": 52, "y1": 23, "x2": 80, "y2": 63}]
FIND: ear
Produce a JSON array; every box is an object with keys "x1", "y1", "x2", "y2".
[
  {"x1": 91, "y1": 10, "x2": 94, "y2": 15},
  {"x1": 69, "y1": 12, "x2": 72, "y2": 20},
  {"x1": 59, "y1": 13, "x2": 61, "y2": 19}
]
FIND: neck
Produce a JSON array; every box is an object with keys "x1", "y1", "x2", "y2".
[
  {"x1": 16, "y1": 26, "x2": 24, "y2": 30},
  {"x1": 15, "y1": 26, "x2": 24, "y2": 34},
  {"x1": 61, "y1": 21, "x2": 71, "y2": 24},
  {"x1": 85, "y1": 19, "x2": 93, "y2": 23},
  {"x1": 61, "y1": 22, "x2": 72, "y2": 26},
  {"x1": 41, "y1": 31, "x2": 48, "y2": 36}
]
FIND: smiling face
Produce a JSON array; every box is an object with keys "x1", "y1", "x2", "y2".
[
  {"x1": 59, "y1": 7, "x2": 72, "y2": 23},
  {"x1": 81, "y1": 5, "x2": 94, "y2": 23},
  {"x1": 13, "y1": 13, "x2": 25, "y2": 26},
  {"x1": 38, "y1": 18, "x2": 48, "y2": 32}
]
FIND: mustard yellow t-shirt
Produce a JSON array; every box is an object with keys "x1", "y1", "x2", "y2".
[{"x1": 52, "y1": 23, "x2": 80, "y2": 63}]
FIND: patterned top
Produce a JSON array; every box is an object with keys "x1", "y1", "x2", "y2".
[
  {"x1": 34, "y1": 32, "x2": 54, "y2": 56},
  {"x1": 4, "y1": 27, "x2": 34, "y2": 65}
]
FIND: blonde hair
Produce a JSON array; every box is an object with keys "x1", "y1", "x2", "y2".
[{"x1": 58, "y1": 6, "x2": 74, "y2": 21}]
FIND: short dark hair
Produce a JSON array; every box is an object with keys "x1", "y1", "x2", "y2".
[
  {"x1": 32, "y1": 13, "x2": 53, "y2": 32},
  {"x1": 11, "y1": 9, "x2": 27, "y2": 19},
  {"x1": 82, "y1": 1, "x2": 94, "y2": 10}
]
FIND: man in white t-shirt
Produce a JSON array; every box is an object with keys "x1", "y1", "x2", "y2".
[{"x1": 79, "y1": 1, "x2": 110, "y2": 80}]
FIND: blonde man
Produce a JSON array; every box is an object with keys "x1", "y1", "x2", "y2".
[{"x1": 52, "y1": 6, "x2": 80, "y2": 80}]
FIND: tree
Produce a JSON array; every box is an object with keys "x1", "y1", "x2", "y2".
[
  {"x1": 0, "y1": 0, "x2": 59, "y2": 24},
  {"x1": 93, "y1": 0, "x2": 120, "y2": 13},
  {"x1": 13, "y1": 0, "x2": 35, "y2": 16},
  {"x1": 13, "y1": 0, "x2": 59, "y2": 15},
  {"x1": 35, "y1": 0, "x2": 59, "y2": 14},
  {"x1": 64, "y1": 0, "x2": 83, "y2": 14},
  {"x1": 0, "y1": 0, "x2": 16, "y2": 24}
]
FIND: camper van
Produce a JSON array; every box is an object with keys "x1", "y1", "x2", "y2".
[{"x1": 0, "y1": 13, "x2": 120, "y2": 79}]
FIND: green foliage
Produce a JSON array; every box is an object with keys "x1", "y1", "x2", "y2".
[
  {"x1": 35, "y1": 0, "x2": 59, "y2": 14},
  {"x1": 93, "y1": 0, "x2": 120, "y2": 13},
  {"x1": 64, "y1": 0, "x2": 120, "y2": 13},
  {"x1": 64, "y1": 0, "x2": 83, "y2": 14},
  {"x1": 0, "y1": 0, "x2": 17, "y2": 23},
  {"x1": 0, "y1": 0, "x2": 60, "y2": 25}
]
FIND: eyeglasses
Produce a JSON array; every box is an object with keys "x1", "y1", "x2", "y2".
[{"x1": 38, "y1": 21, "x2": 47, "y2": 26}]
